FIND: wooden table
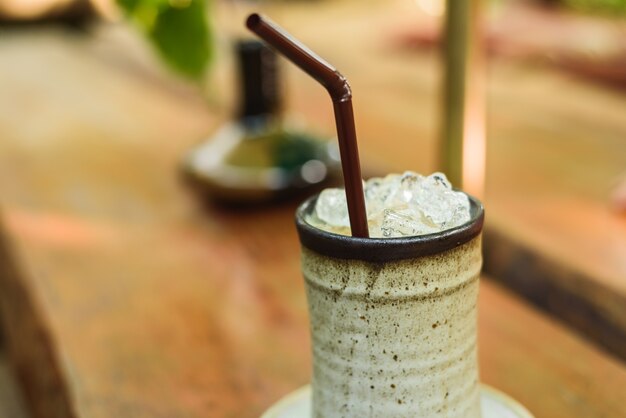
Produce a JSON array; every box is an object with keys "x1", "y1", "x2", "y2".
[
  {"x1": 2, "y1": 193, "x2": 626, "y2": 418},
  {"x1": 0, "y1": 2, "x2": 625, "y2": 417},
  {"x1": 0, "y1": 352, "x2": 28, "y2": 418}
]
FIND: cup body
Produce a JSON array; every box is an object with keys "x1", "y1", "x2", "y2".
[{"x1": 296, "y1": 195, "x2": 484, "y2": 418}]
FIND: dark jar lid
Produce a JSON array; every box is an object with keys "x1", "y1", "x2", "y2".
[{"x1": 295, "y1": 194, "x2": 484, "y2": 262}]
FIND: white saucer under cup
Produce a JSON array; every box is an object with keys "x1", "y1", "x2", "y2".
[{"x1": 261, "y1": 384, "x2": 534, "y2": 418}]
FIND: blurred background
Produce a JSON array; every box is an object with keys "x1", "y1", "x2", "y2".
[{"x1": 0, "y1": 0, "x2": 624, "y2": 416}]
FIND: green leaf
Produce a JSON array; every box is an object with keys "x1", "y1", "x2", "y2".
[{"x1": 117, "y1": 0, "x2": 213, "y2": 80}]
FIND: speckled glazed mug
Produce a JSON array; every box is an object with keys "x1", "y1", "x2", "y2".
[{"x1": 295, "y1": 194, "x2": 484, "y2": 418}]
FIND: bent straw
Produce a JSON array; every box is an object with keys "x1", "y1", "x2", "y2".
[{"x1": 246, "y1": 13, "x2": 369, "y2": 238}]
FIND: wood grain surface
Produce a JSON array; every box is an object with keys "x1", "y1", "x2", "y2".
[
  {"x1": 0, "y1": 351, "x2": 28, "y2": 418},
  {"x1": 0, "y1": 1, "x2": 625, "y2": 417},
  {"x1": 2, "y1": 201, "x2": 626, "y2": 417}
]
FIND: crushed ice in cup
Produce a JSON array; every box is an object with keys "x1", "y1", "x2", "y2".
[
  {"x1": 315, "y1": 188, "x2": 351, "y2": 227},
  {"x1": 309, "y1": 172, "x2": 471, "y2": 237}
]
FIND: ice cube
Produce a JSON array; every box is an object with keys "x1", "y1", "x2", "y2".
[
  {"x1": 365, "y1": 175, "x2": 399, "y2": 219},
  {"x1": 422, "y1": 172, "x2": 453, "y2": 191},
  {"x1": 444, "y1": 192, "x2": 471, "y2": 227},
  {"x1": 391, "y1": 171, "x2": 424, "y2": 205},
  {"x1": 400, "y1": 171, "x2": 423, "y2": 188},
  {"x1": 315, "y1": 188, "x2": 350, "y2": 227},
  {"x1": 415, "y1": 189, "x2": 470, "y2": 228},
  {"x1": 381, "y1": 208, "x2": 439, "y2": 238}
]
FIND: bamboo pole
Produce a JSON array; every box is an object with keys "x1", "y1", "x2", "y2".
[{"x1": 440, "y1": 0, "x2": 485, "y2": 197}]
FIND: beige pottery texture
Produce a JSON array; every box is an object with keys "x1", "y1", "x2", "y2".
[{"x1": 301, "y1": 236, "x2": 482, "y2": 418}]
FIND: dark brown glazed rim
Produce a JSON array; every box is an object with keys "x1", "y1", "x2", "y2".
[{"x1": 295, "y1": 194, "x2": 484, "y2": 262}]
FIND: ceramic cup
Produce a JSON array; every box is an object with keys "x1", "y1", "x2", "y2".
[{"x1": 295, "y1": 194, "x2": 484, "y2": 417}]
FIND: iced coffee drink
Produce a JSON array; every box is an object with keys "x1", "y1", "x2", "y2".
[{"x1": 296, "y1": 172, "x2": 484, "y2": 418}]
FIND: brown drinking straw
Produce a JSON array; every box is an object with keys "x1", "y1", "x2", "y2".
[{"x1": 246, "y1": 13, "x2": 369, "y2": 238}]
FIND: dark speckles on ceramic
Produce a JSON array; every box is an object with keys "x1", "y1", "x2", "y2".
[{"x1": 296, "y1": 194, "x2": 484, "y2": 418}]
